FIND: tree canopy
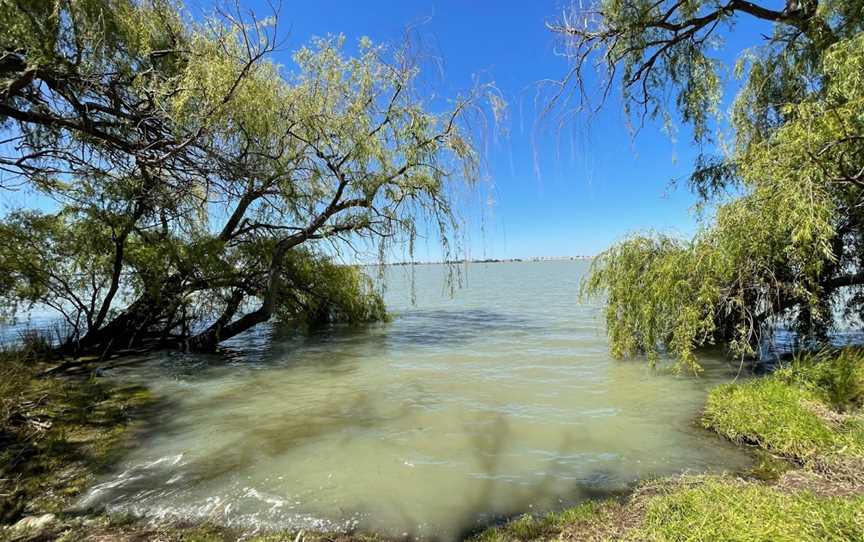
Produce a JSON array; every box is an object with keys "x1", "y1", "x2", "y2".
[
  {"x1": 555, "y1": 1, "x2": 864, "y2": 369},
  {"x1": 0, "y1": 0, "x2": 477, "y2": 355}
]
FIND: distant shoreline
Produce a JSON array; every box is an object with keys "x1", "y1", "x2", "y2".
[{"x1": 379, "y1": 256, "x2": 594, "y2": 266}]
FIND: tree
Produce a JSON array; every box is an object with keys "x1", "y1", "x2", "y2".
[
  {"x1": 0, "y1": 0, "x2": 477, "y2": 356},
  {"x1": 551, "y1": 1, "x2": 864, "y2": 369}
]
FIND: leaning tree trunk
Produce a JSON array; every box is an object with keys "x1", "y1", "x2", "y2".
[
  {"x1": 183, "y1": 241, "x2": 292, "y2": 352},
  {"x1": 64, "y1": 222, "x2": 311, "y2": 357},
  {"x1": 68, "y1": 272, "x2": 189, "y2": 355}
]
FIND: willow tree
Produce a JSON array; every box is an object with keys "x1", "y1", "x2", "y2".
[
  {"x1": 551, "y1": 1, "x2": 864, "y2": 369},
  {"x1": 0, "y1": 0, "x2": 477, "y2": 356}
]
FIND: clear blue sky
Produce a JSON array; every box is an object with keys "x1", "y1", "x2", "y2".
[
  {"x1": 247, "y1": 0, "x2": 704, "y2": 260},
  {"x1": 1, "y1": 0, "x2": 777, "y2": 260},
  {"x1": 213, "y1": 0, "x2": 772, "y2": 260}
]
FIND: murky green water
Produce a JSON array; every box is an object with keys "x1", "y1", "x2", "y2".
[{"x1": 79, "y1": 261, "x2": 751, "y2": 540}]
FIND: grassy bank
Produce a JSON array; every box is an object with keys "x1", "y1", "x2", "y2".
[
  {"x1": 3, "y1": 349, "x2": 864, "y2": 541},
  {"x1": 0, "y1": 352, "x2": 155, "y2": 530}
]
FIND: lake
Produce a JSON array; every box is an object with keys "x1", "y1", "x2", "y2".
[{"x1": 77, "y1": 260, "x2": 752, "y2": 540}]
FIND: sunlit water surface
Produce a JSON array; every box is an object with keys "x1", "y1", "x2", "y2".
[{"x1": 77, "y1": 261, "x2": 753, "y2": 540}]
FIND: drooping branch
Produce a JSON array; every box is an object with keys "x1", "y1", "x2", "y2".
[
  {"x1": 547, "y1": 0, "x2": 835, "y2": 127},
  {"x1": 2, "y1": 4, "x2": 476, "y2": 359},
  {"x1": 825, "y1": 272, "x2": 864, "y2": 291}
]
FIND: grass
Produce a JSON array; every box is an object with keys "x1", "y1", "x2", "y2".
[
  {"x1": 471, "y1": 475, "x2": 864, "y2": 542},
  {"x1": 703, "y1": 378, "x2": 849, "y2": 459},
  {"x1": 778, "y1": 348, "x2": 864, "y2": 412},
  {"x1": 469, "y1": 473, "x2": 864, "y2": 542},
  {"x1": 0, "y1": 352, "x2": 154, "y2": 525},
  {"x1": 639, "y1": 477, "x2": 864, "y2": 542},
  {"x1": 466, "y1": 476, "x2": 864, "y2": 542},
  {"x1": 703, "y1": 351, "x2": 864, "y2": 461},
  {"x1": 471, "y1": 500, "x2": 622, "y2": 542}
]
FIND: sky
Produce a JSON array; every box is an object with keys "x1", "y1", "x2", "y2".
[
  {"x1": 207, "y1": 0, "x2": 774, "y2": 261},
  {"x1": 1, "y1": 0, "x2": 779, "y2": 261},
  {"x1": 244, "y1": 0, "x2": 708, "y2": 260}
]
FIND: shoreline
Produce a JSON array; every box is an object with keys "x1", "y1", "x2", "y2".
[
  {"x1": 366, "y1": 257, "x2": 594, "y2": 267},
  {"x1": 2, "y1": 352, "x2": 862, "y2": 542}
]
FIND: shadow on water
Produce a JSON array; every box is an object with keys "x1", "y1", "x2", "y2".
[
  {"x1": 146, "y1": 308, "x2": 540, "y2": 376},
  {"x1": 374, "y1": 413, "x2": 630, "y2": 542},
  {"x1": 77, "y1": 298, "x2": 750, "y2": 540},
  {"x1": 447, "y1": 419, "x2": 621, "y2": 542},
  {"x1": 80, "y1": 383, "x2": 633, "y2": 541}
]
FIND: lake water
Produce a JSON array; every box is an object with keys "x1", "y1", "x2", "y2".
[{"x1": 77, "y1": 260, "x2": 752, "y2": 540}]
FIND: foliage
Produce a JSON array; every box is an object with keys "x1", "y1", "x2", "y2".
[
  {"x1": 567, "y1": 2, "x2": 864, "y2": 367},
  {"x1": 0, "y1": 0, "x2": 478, "y2": 354},
  {"x1": 580, "y1": 234, "x2": 721, "y2": 370},
  {"x1": 276, "y1": 249, "x2": 387, "y2": 327},
  {"x1": 551, "y1": 0, "x2": 861, "y2": 142},
  {"x1": 639, "y1": 478, "x2": 864, "y2": 542}
]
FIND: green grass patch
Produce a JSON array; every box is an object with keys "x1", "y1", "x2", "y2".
[
  {"x1": 703, "y1": 349, "x2": 864, "y2": 461},
  {"x1": 703, "y1": 378, "x2": 846, "y2": 459},
  {"x1": 638, "y1": 478, "x2": 864, "y2": 542},
  {"x1": 0, "y1": 354, "x2": 155, "y2": 524},
  {"x1": 471, "y1": 500, "x2": 616, "y2": 542}
]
